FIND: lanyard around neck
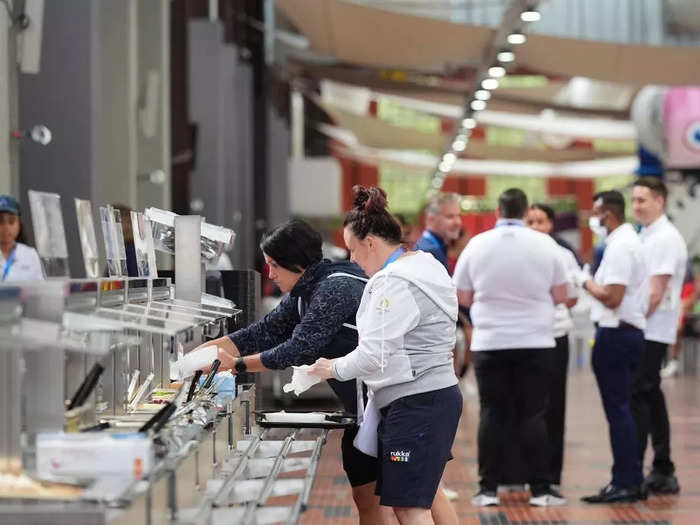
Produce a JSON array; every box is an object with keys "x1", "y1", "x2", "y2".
[
  {"x1": 2, "y1": 245, "x2": 17, "y2": 281},
  {"x1": 381, "y1": 247, "x2": 405, "y2": 270}
]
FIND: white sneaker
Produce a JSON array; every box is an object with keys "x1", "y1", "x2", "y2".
[
  {"x1": 661, "y1": 359, "x2": 680, "y2": 378},
  {"x1": 471, "y1": 490, "x2": 499, "y2": 507},
  {"x1": 529, "y1": 489, "x2": 567, "y2": 507},
  {"x1": 442, "y1": 486, "x2": 459, "y2": 501}
]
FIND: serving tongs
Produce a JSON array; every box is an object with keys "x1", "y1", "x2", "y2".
[
  {"x1": 170, "y1": 359, "x2": 221, "y2": 421},
  {"x1": 127, "y1": 372, "x2": 156, "y2": 412},
  {"x1": 138, "y1": 402, "x2": 178, "y2": 434},
  {"x1": 67, "y1": 363, "x2": 105, "y2": 411},
  {"x1": 65, "y1": 363, "x2": 105, "y2": 432}
]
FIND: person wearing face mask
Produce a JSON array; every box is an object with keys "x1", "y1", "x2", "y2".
[
  {"x1": 309, "y1": 186, "x2": 462, "y2": 525},
  {"x1": 630, "y1": 177, "x2": 686, "y2": 495},
  {"x1": 186, "y1": 219, "x2": 390, "y2": 524},
  {"x1": 414, "y1": 193, "x2": 463, "y2": 272},
  {"x1": 525, "y1": 203, "x2": 579, "y2": 490},
  {"x1": 576, "y1": 190, "x2": 649, "y2": 503},
  {"x1": 0, "y1": 195, "x2": 45, "y2": 281}
]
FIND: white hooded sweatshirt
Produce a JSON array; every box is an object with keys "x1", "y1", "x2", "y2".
[{"x1": 332, "y1": 251, "x2": 458, "y2": 409}]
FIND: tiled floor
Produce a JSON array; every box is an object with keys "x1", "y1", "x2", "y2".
[{"x1": 300, "y1": 368, "x2": 700, "y2": 524}]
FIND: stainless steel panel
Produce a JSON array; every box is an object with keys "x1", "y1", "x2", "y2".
[
  {"x1": 175, "y1": 448, "x2": 201, "y2": 513},
  {"x1": 108, "y1": 491, "x2": 148, "y2": 525},
  {"x1": 150, "y1": 473, "x2": 171, "y2": 525},
  {"x1": 99, "y1": 351, "x2": 116, "y2": 416},
  {"x1": 0, "y1": 503, "x2": 106, "y2": 525},
  {"x1": 138, "y1": 332, "x2": 155, "y2": 377},
  {"x1": 174, "y1": 215, "x2": 203, "y2": 303},
  {"x1": 0, "y1": 348, "x2": 22, "y2": 474}
]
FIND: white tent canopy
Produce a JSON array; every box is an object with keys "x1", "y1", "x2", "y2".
[
  {"x1": 316, "y1": 90, "x2": 637, "y2": 142},
  {"x1": 277, "y1": 0, "x2": 700, "y2": 84},
  {"x1": 321, "y1": 124, "x2": 639, "y2": 178}
]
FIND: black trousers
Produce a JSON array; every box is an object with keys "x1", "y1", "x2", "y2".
[
  {"x1": 631, "y1": 339, "x2": 675, "y2": 476},
  {"x1": 545, "y1": 336, "x2": 569, "y2": 485},
  {"x1": 473, "y1": 348, "x2": 553, "y2": 492},
  {"x1": 592, "y1": 326, "x2": 644, "y2": 488}
]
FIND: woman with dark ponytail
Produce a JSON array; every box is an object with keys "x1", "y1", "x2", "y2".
[{"x1": 310, "y1": 186, "x2": 462, "y2": 525}]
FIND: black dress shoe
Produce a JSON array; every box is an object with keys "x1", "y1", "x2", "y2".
[
  {"x1": 581, "y1": 484, "x2": 645, "y2": 503},
  {"x1": 644, "y1": 472, "x2": 680, "y2": 494}
]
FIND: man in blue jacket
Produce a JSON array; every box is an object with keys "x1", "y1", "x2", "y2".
[{"x1": 414, "y1": 193, "x2": 463, "y2": 271}]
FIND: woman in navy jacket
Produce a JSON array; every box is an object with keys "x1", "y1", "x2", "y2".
[{"x1": 196, "y1": 219, "x2": 390, "y2": 524}]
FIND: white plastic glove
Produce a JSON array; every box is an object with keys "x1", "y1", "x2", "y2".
[
  {"x1": 282, "y1": 365, "x2": 322, "y2": 396},
  {"x1": 573, "y1": 263, "x2": 592, "y2": 288},
  {"x1": 170, "y1": 346, "x2": 218, "y2": 381}
]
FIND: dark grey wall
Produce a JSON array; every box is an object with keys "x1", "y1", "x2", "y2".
[
  {"x1": 266, "y1": 105, "x2": 290, "y2": 229},
  {"x1": 18, "y1": 0, "x2": 98, "y2": 277},
  {"x1": 188, "y1": 20, "x2": 256, "y2": 269}
]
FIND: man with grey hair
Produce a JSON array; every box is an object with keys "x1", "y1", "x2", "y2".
[{"x1": 414, "y1": 192, "x2": 463, "y2": 271}]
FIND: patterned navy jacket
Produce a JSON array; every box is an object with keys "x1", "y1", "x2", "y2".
[
  {"x1": 229, "y1": 259, "x2": 367, "y2": 413},
  {"x1": 230, "y1": 259, "x2": 366, "y2": 369}
]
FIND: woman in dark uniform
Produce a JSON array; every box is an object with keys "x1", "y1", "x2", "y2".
[{"x1": 194, "y1": 219, "x2": 389, "y2": 524}]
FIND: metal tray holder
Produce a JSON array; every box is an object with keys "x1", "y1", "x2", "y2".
[{"x1": 175, "y1": 405, "x2": 348, "y2": 525}]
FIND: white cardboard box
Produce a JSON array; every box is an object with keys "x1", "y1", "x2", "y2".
[{"x1": 36, "y1": 433, "x2": 154, "y2": 480}]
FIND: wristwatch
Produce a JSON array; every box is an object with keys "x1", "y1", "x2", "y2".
[{"x1": 234, "y1": 357, "x2": 247, "y2": 374}]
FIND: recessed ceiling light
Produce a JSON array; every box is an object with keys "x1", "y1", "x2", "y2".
[
  {"x1": 488, "y1": 66, "x2": 506, "y2": 78},
  {"x1": 521, "y1": 10, "x2": 541, "y2": 22},
  {"x1": 497, "y1": 51, "x2": 515, "y2": 63},
  {"x1": 475, "y1": 90, "x2": 491, "y2": 101},
  {"x1": 461, "y1": 118, "x2": 476, "y2": 129},
  {"x1": 442, "y1": 152, "x2": 457, "y2": 164},
  {"x1": 482, "y1": 78, "x2": 500, "y2": 90},
  {"x1": 507, "y1": 33, "x2": 527, "y2": 45}
]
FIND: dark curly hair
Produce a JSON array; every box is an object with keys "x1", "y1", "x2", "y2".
[{"x1": 343, "y1": 186, "x2": 402, "y2": 244}]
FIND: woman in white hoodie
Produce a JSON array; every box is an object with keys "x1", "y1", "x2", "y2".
[{"x1": 310, "y1": 186, "x2": 462, "y2": 525}]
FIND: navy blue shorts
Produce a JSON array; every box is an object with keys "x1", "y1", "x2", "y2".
[
  {"x1": 341, "y1": 425, "x2": 379, "y2": 487},
  {"x1": 375, "y1": 385, "x2": 462, "y2": 508}
]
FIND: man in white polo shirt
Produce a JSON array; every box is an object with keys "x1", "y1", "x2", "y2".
[
  {"x1": 631, "y1": 177, "x2": 686, "y2": 495},
  {"x1": 578, "y1": 190, "x2": 648, "y2": 503},
  {"x1": 453, "y1": 188, "x2": 568, "y2": 508}
]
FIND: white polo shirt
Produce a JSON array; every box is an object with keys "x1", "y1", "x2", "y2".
[
  {"x1": 0, "y1": 243, "x2": 45, "y2": 282},
  {"x1": 590, "y1": 223, "x2": 648, "y2": 329},
  {"x1": 453, "y1": 219, "x2": 567, "y2": 351},
  {"x1": 553, "y1": 245, "x2": 579, "y2": 338},
  {"x1": 640, "y1": 215, "x2": 687, "y2": 344}
]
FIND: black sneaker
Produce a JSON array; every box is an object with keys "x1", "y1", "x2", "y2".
[
  {"x1": 530, "y1": 487, "x2": 567, "y2": 506},
  {"x1": 644, "y1": 472, "x2": 680, "y2": 494},
  {"x1": 471, "y1": 489, "x2": 499, "y2": 507}
]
